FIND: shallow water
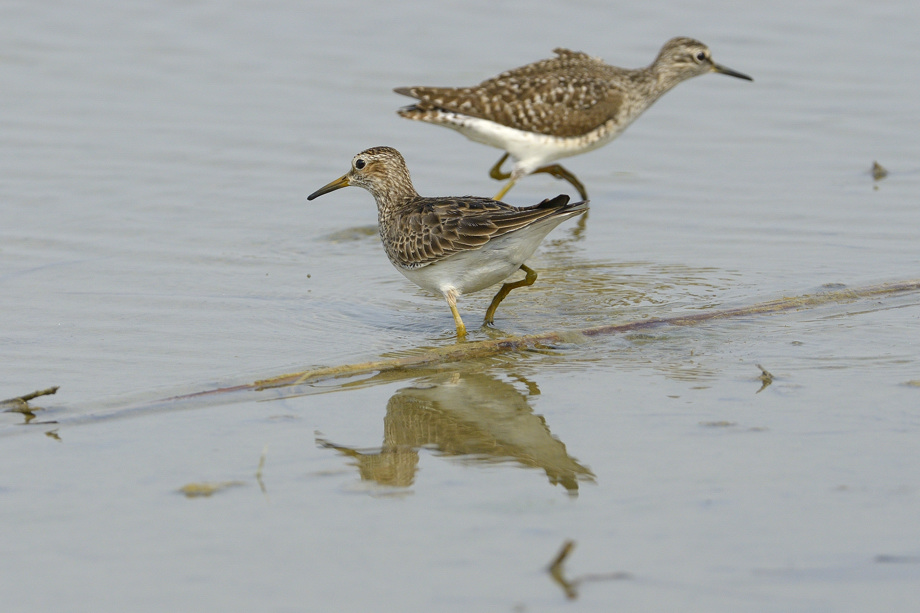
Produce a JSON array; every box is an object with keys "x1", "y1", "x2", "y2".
[{"x1": 2, "y1": 1, "x2": 919, "y2": 611}]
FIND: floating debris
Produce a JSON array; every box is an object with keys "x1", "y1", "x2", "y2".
[
  {"x1": 755, "y1": 364, "x2": 774, "y2": 393},
  {"x1": 256, "y1": 445, "x2": 268, "y2": 495},
  {"x1": 871, "y1": 161, "x2": 888, "y2": 181},
  {"x1": 2, "y1": 386, "x2": 60, "y2": 423},
  {"x1": 251, "y1": 281, "x2": 920, "y2": 394},
  {"x1": 1, "y1": 386, "x2": 59, "y2": 411},
  {"x1": 547, "y1": 539, "x2": 631, "y2": 600},
  {"x1": 178, "y1": 481, "x2": 246, "y2": 498}
]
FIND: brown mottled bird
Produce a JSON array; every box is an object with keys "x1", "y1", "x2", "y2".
[
  {"x1": 395, "y1": 37, "x2": 752, "y2": 200},
  {"x1": 308, "y1": 147, "x2": 587, "y2": 337}
]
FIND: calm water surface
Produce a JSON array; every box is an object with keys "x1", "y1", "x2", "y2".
[{"x1": 2, "y1": 1, "x2": 919, "y2": 611}]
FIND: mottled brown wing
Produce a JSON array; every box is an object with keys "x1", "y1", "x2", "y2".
[
  {"x1": 385, "y1": 195, "x2": 578, "y2": 268},
  {"x1": 395, "y1": 49, "x2": 626, "y2": 138}
]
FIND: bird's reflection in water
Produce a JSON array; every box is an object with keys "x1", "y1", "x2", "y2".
[{"x1": 317, "y1": 370, "x2": 595, "y2": 495}]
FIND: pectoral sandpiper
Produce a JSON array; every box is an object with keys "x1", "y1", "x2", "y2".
[{"x1": 307, "y1": 147, "x2": 587, "y2": 337}]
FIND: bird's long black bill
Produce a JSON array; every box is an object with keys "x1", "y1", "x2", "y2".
[
  {"x1": 713, "y1": 62, "x2": 753, "y2": 81},
  {"x1": 308, "y1": 174, "x2": 350, "y2": 200}
]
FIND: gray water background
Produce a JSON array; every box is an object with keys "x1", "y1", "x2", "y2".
[{"x1": 2, "y1": 1, "x2": 919, "y2": 611}]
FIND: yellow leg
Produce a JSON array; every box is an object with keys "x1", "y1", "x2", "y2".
[
  {"x1": 488, "y1": 153, "x2": 511, "y2": 180},
  {"x1": 531, "y1": 164, "x2": 588, "y2": 200},
  {"x1": 484, "y1": 264, "x2": 537, "y2": 326},
  {"x1": 490, "y1": 153, "x2": 516, "y2": 201},
  {"x1": 445, "y1": 290, "x2": 467, "y2": 338},
  {"x1": 493, "y1": 179, "x2": 516, "y2": 201},
  {"x1": 490, "y1": 155, "x2": 587, "y2": 201}
]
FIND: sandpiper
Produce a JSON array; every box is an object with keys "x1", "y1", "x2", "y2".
[
  {"x1": 395, "y1": 37, "x2": 752, "y2": 200},
  {"x1": 307, "y1": 147, "x2": 587, "y2": 337}
]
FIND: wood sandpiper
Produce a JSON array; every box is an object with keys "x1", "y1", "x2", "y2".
[{"x1": 395, "y1": 37, "x2": 752, "y2": 200}]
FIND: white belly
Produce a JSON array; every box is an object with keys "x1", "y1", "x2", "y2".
[
  {"x1": 436, "y1": 112, "x2": 620, "y2": 175},
  {"x1": 392, "y1": 214, "x2": 574, "y2": 298}
]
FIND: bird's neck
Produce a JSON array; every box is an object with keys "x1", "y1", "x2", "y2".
[
  {"x1": 373, "y1": 188, "x2": 420, "y2": 224},
  {"x1": 646, "y1": 61, "x2": 691, "y2": 98}
]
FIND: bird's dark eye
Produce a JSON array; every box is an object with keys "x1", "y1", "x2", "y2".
[
  {"x1": 696, "y1": 51, "x2": 706, "y2": 61},
  {"x1": 355, "y1": 159, "x2": 366, "y2": 169}
]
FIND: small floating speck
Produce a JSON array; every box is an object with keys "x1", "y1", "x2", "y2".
[
  {"x1": 178, "y1": 481, "x2": 246, "y2": 498},
  {"x1": 871, "y1": 161, "x2": 888, "y2": 181},
  {"x1": 700, "y1": 421, "x2": 736, "y2": 428}
]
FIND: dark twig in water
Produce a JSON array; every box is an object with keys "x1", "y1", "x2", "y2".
[
  {"x1": 1, "y1": 386, "x2": 59, "y2": 409},
  {"x1": 248, "y1": 280, "x2": 920, "y2": 392},
  {"x1": 755, "y1": 364, "x2": 774, "y2": 393},
  {"x1": 548, "y1": 540, "x2": 579, "y2": 599},
  {"x1": 2, "y1": 386, "x2": 60, "y2": 424},
  {"x1": 547, "y1": 539, "x2": 631, "y2": 600},
  {"x1": 3, "y1": 280, "x2": 918, "y2": 431},
  {"x1": 256, "y1": 445, "x2": 269, "y2": 496}
]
